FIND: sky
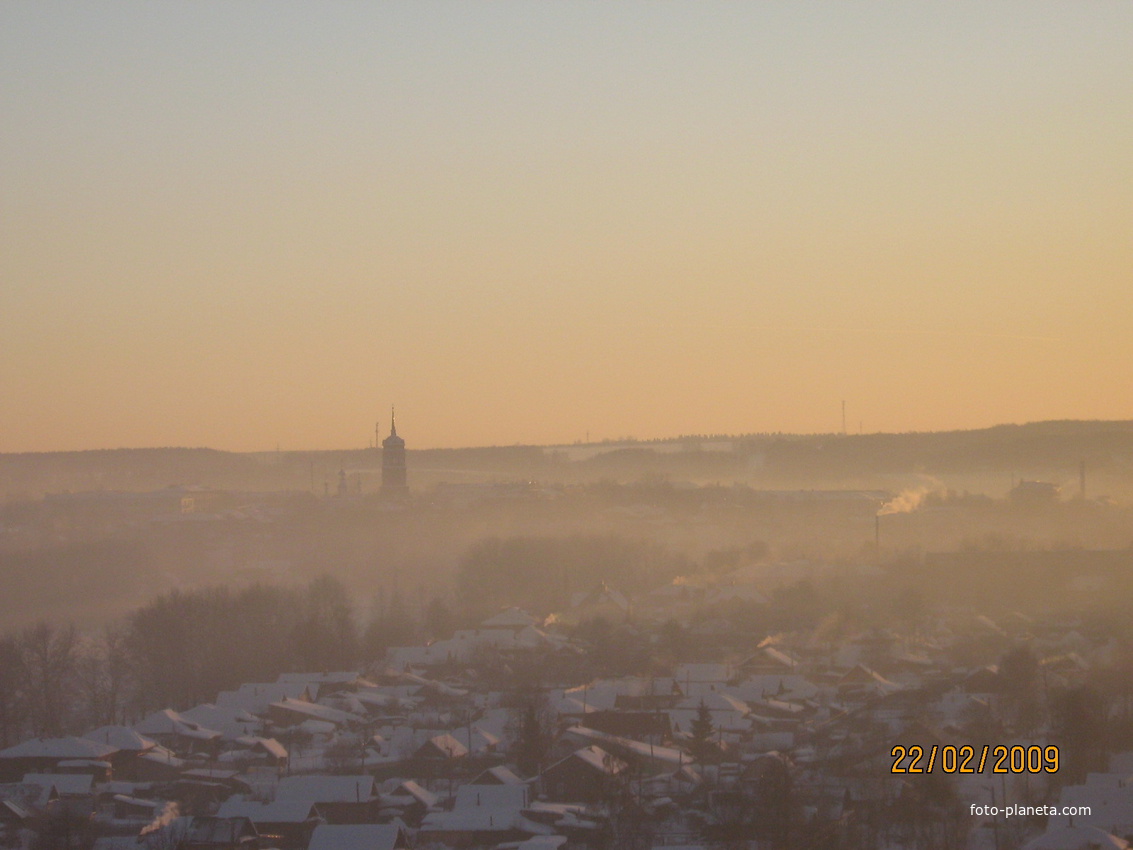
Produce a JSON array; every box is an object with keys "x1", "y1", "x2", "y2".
[{"x1": 2, "y1": 2, "x2": 1132, "y2": 452}]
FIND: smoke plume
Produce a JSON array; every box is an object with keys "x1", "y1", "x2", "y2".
[{"x1": 878, "y1": 479, "x2": 944, "y2": 516}]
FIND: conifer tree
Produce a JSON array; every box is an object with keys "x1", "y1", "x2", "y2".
[{"x1": 689, "y1": 699, "x2": 715, "y2": 762}]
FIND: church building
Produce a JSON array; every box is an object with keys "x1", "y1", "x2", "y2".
[{"x1": 379, "y1": 409, "x2": 408, "y2": 496}]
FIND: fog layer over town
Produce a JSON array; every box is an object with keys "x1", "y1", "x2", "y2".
[{"x1": 4, "y1": 421, "x2": 1133, "y2": 849}]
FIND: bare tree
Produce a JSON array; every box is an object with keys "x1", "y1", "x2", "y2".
[
  {"x1": 19, "y1": 622, "x2": 78, "y2": 736},
  {"x1": 74, "y1": 625, "x2": 133, "y2": 727},
  {"x1": 0, "y1": 633, "x2": 27, "y2": 746}
]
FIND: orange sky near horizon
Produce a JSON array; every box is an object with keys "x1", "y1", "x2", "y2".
[{"x1": 2, "y1": 3, "x2": 1132, "y2": 452}]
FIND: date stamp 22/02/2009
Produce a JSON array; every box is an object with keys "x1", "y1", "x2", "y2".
[{"x1": 890, "y1": 744, "x2": 1059, "y2": 775}]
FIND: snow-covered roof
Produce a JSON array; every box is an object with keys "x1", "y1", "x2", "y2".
[
  {"x1": 100, "y1": 780, "x2": 151, "y2": 796},
  {"x1": 675, "y1": 693, "x2": 749, "y2": 715},
  {"x1": 422, "y1": 785, "x2": 543, "y2": 836},
  {"x1": 133, "y1": 709, "x2": 222, "y2": 740},
  {"x1": 249, "y1": 737, "x2": 288, "y2": 760},
  {"x1": 391, "y1": 780, "x2": 437, "y2": 808},
  {"x1": 274, "y1": 675, "x2": 362, "y2": 693},
  {"x1": 391, "y1": 670, "x2": 467, "y2": 695},
  {"x1": 451, "y1": 726, "x2": 500, "y2": 754},
  {"x1": 417, "y1": 734, "x2": 467, "y2": 759},
  {"x1": 546, "y1": 745, "x2": 626, "y2": 777},
  {"x1": 749, "y1": 697, "x2": 808, "y2": 716},
  {"x1": 216, "y1": 683, "x2": 311, "y2": 714},
  {"x1": 754, "y1": 647, "x2": 800, "y2": 669},
  {"x1": 278, "y1": 672, "x2": 364, "y2": 686},
  {"x1": 138, "y1": 749, "x2": 185, "y2": 768},
  {"x1": 83, "y1": 726, "x2": 156, "y2": 752},
  {"x1": 732, "y1": 674, "x2": 818, "y2": 702},
  {"x1": 516, "y1": 837, "x2": 568, "y2": 850},
  {"x1": 181, "y1": 768, "x2": 241, "y2": 782},
  {"x1": 1056, "y1": 780, "x2": 1133, "y2": 835},
  {"x1": 217, "y1": 799, "x2": 320, "y2": 824},
  {"x1": 276, "y1": 775, "x2": 377, "y2": 804},
  {"x1": 0, "y1": 799, "x2": 32, "y2": 821},
  {"x1": 269, "y1": 698, "x2": 363, "y2": 726},
  {"x1": 837, "y1": 665, "x2": 900, "y2": 692},
  {"x1": 0, "y1": 737, "x2": 117, "y2": 760},
  {"x1": 563, "y1": 726, "x2": 687, "y2": 766},
  {"x1": 561, "y1": 677, "x2": 676, "y2": 711},
  {"x1": 0, "y1": 783, "x2": 49, "y2": 812},
  {"x1": 454, "y1": 784, "x2": 528, "y2": 811},
  {"x1": 22, "y1": 773, "x2": 94, "y2": 797},
  {"x1": 307, "y1": 824, "x2": 405, "y2": 850},
  {"x1": 481, "y1": 608, "x2": 540, "y2": 629},
  {"x1": 325, "y1": 693, "x2": 369, "y2": 716},
  {"x1": 569, "y1": 582, "x2": 629, "y2": 612},
  {"x1": 473, "y1": 765, "x2": 525, "y2": 786},
  {"x1": 180, "y1": 704, "x2": 261, "y2": 740},
  {"x1": 111, "y1": 795, "x2": 162, "y2": 811},
  {"x1": 552, "y1": 697, "x2": 596, "y2": 716},
  {"x1": 299, "y1": 719, "x2": 337, "y2": 736},
  {"x1": 352, "y1": 689, "x2": 410, "y2": 711},
  {"x1": 670, "y1": 695, "x2": 752, "y2": 734}
]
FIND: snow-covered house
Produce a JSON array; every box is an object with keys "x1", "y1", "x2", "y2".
[
  {"x1": 134, "y1": 710, "x2": 222, "y2": 755},
  {"x1": 419, "y1": 784, "x2": 546, "y2": 847},
  {"x1": 539, "y1": 746, "x2": 627, "y2": 803},
  {"x1": 0, "y1": 738, "x2": 118, "y2": 782},
  {"x1": 274, "y1": 775, "x2": 379, "y2": 824},
  {"x1": 215, "y1": 799, "x2": 321, "y2": 850}
]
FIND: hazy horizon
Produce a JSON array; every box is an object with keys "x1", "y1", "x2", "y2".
[
  {"x1": 4, "y1": 2, "x2": 1132, "y2": 453},
  {"x1": 6, "y1": 416, "x2": 1133, "y2": 456}
]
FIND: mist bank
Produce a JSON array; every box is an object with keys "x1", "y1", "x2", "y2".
[{"x1": 4, "y1": 478, "x2": 1133, "y2": 631}]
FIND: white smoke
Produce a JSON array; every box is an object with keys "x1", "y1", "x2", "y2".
[
  {"x1": 878, "y1": 479, "x2": 944, "y2": 516},
  {"x1": 138, "y1": 802, "x2": 181, "y2": 847}
]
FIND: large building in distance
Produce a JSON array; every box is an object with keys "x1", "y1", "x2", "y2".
[{"x1": 380, "y1": 409, "x2": 408, "y2": 496}]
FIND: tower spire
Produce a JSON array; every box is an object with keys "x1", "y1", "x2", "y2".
[{"x1": 381, "y1": 405, "x2": 408, "y2": 497}]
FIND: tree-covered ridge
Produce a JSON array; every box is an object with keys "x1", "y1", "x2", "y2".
[{"x1": 6, "y1": 419, "x2": 1133, "y2": 498}]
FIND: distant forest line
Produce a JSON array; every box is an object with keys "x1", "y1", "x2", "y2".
[{"x1": 4, "y1": 420, "x2": 1133, "y2": 499}]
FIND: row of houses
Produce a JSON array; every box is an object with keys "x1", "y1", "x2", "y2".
[{"x1": 2, "y1": 574, "x2": 1130, "y2": 850}]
